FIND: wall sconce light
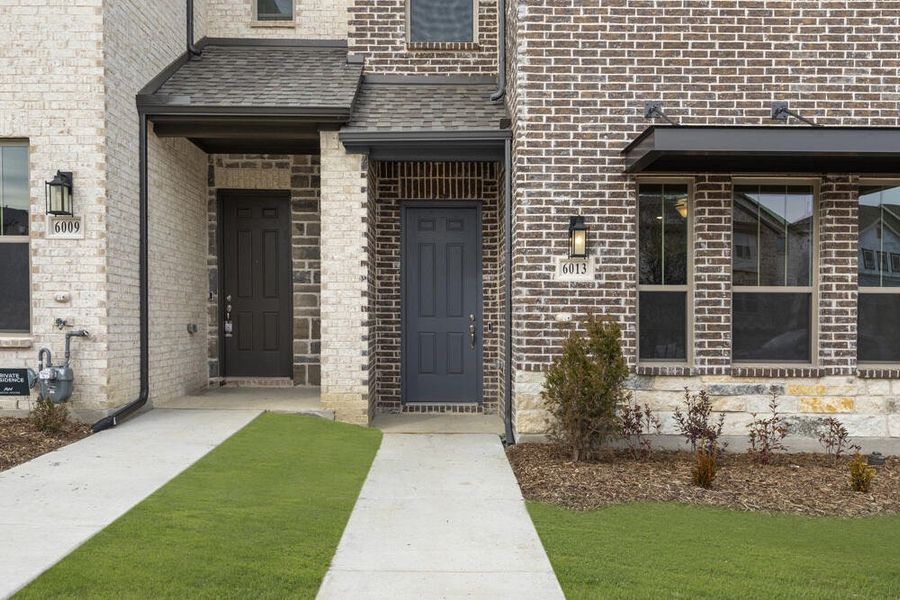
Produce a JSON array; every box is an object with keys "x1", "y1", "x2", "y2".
[
  {"x1": 569, "y1": 216, "x2": 588, "y2": 259},
  {"x1": 45, "y1": 171, "x2": 74, "y2": 216}
]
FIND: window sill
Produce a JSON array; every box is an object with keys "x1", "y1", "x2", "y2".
[
  {"x1": 0, "y1": 336, "x2": 33, "y2": 349},
  {"x1": 634, "y1": 364, "x2": 692, "y2": 377},
  {"x1": 250, "y1": 20, "x2": 296, "y2": 28},
  {"x1": 731, "y1": 365, "x2": 821, "y2": 378},
  {"x1": 858, "y1": 367, "x2": 900, "y2": 379},
  {"x1": 406, "y1": 42, "x2": 481, "y2": 52}
]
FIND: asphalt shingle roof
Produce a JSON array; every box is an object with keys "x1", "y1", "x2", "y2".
[
  {"x1": 345, "y1": 79, "x2": 508, "y2": 133},
  {"x1": 155, "y1": 44, "x2": 362, "y2": 110}
]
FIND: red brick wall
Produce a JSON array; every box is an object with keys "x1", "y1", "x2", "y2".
[
  {"x1": 507, "y1": 1, "x2": 900, "y2": 377},
  {"x1": 349, "y1": 0, "x2": 499, "y2": 75}
]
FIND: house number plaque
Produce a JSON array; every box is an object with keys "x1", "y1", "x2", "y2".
[
  {"x1": 47, "y1": 216, "x2": 84, "y2": 240},
  {"x1": 555, "y1": 256, "x2": 595, "y2": 282}
]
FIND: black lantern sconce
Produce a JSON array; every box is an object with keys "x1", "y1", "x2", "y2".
[
  {"x1": 45, "y1": 171, "x2": 74, "y2": 216},
  {"x1": 569, "y1": 216, "x2": 588, "y2": 259}
]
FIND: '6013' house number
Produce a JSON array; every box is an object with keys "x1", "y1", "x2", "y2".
[
  {"x1": 555, "y1": 256, "x2": 595, "y2": 282},
  {"x1": 47, "y1": 215, "x2": 84, "y2": 240}
]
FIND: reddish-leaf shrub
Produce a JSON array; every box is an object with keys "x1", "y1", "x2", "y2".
[
  {"x1": 746, "y1": 390, "x2": 790, "y2": 464},
  {"x1": 817, "y1": 417, "x2": 860, "y2": 464},
  {"x1": 673, "y1": 388, "x2": 726, "y2": 455},
  {"x1": 620, "y1": 402, "x2": 661, "y2": 460}
]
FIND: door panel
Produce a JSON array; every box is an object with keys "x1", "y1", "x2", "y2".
[
  {"x1": 221, "y1": 191, "x2": 292, "y2": 378},
  {"x1": 403, "y1": 206, "x2": 482, "y2": 404}
]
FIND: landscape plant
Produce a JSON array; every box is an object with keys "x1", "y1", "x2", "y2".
[
  {"x1": 542, "y1": 314, "x2": 629, "y2": 462},
  {"x1": 691, "y1": 445, "x2": 719, "y2": 489},
  {"x1": 746, "y1": 390, "x2": 789, "y2": 464},
  {"x1": 29, "y1": 398, "x2": 70, "y2": 434},
  {"x1": 849, "y1": 453, "x2": 876, "y2": 493},
  {"x1": 817, "y1": 417, "x2": 860, "y2": 464},
  {"x1": 673, "y1": 388, "x2": 725, "y2": 455},
  {"x1": 620, "y1": 402, "x2": 661, "y2": 460}
]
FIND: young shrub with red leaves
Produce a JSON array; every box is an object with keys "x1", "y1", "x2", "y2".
[
  {"x1": 817, "y1": 417, "x2": 860, "y2": 465},
  {"x1": 620, "y1": 402, "x2": 661, "y2": 460},
  {"x1": 673, "y1": 388, "x2": 726, "y2": 455},
  {"x1": 746, "y1": 390, "x2": 790, "y2": 464}
]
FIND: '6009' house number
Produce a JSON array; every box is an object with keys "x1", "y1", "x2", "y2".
[{"x1": 47, "y1": 215, "x2": 84, "y2": 240}]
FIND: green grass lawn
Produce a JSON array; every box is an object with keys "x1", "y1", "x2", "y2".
[
  {"x1": 529, "y1": 502, "x2": 900, "y2": 600},
  {"x1": 16, "y1": 413, "x2": 382, "y2": 600}
]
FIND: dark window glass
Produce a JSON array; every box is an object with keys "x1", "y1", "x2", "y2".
[
  {"x1": 0, "y1": 243, "x2": 29, "y2": 332},
  {"x1": 858, "y1": 294, "x2": 900, "y2": 363},
  {"x1": 257, "y1": 0, "x2": 292, "y2": 21},
  {"x1": 732, "y1": 293, "x2": 811, "y2": 362},
  {"x1": 639, "y1": 292, "x2": 687, "y2": 361},
  {"x1": 733, "y1": 185, "x2": 813, "y2": 287},
  {"x1": 410, "y1": 0, "x2": 474, "y2": 43},
  {"x1": 638, "y1": 184, "x2": 688, "y2": 285},
  {"x1": 1, "y1": 145, "x2": 29, "y2": 236},
  {"x1": 860, "y1": 186, "x2": 900, "y2": 288}
]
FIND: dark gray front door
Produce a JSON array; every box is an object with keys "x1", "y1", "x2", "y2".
[
  {"x1": 403, "y1": 205, "x2": 483, "y2": 404},
  {"x1": 221, "y1": 190, "x2": 292, "y2": 378}
]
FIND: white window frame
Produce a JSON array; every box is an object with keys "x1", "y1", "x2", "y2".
[
  {"x1": 730, "y1": 178, "x2": 820, "y2": 367},
  {"x1": 406, "y1": 0, "x2": 479, "y2": 45},
  {"x1": 0, "y1": 140, "x2": 31, "y2": 336},
  {"x1": 252, "y1": 0, "x2": 295, "y2": 25},
  {"x1": 635, "y1": 178, "x2": 694, "y2": 367},
  {"x1": 857, "y1": 178, "x2": 900, "y2": 367}
]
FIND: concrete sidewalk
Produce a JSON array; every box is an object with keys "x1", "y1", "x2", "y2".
[
  {"x1": 0, "y1": 408, "x2": 261, "y2": 599},
  {"x1": 317, "y1": 434, "x2": 565, "y2": 600}
]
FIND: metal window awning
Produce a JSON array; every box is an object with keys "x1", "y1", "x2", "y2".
[{"x1": 622, "y1": 126, "x2": 900, "y2": 174}]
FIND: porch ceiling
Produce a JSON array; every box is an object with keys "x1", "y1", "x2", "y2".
[{"x1": 622, "y1": 125, "x2": 900, "y2": 173}]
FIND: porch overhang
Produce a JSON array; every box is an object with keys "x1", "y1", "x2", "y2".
[
  {"x1": 137, "y1": 38, "x2": 363, "y2": 154},
  {"x1": 622, "y1": 125, "x2": 900, "y2": 174},
  {"x1": 340, "y1": 75, "x2": 510, "y2": 161}
]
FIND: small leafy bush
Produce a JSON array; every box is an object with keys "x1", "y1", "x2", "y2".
[
  {"x1": 542, "y1": 314, "x2": 629, "y2": 462},
  {"x1": 620, "y1": 402, "x2": 661, "y2": 460},
  {"x1": 746, "y1": 390, "x2": 789, "y2": 464},
  {"x1": 30, "y1": 398, "x2": 70, "y2": 434},
  {"x1": 817, "y1": 417, "x2": 860, "y2": 464},
  {"x1": 849, "y1": 453, "x2": 876, "y2": 493},
  {"x1": 674, "y1": 388, "x2": 726, "y2": 455},
  {"x1": 692, "y1": 446, "x2": 718, "y2": 489}
]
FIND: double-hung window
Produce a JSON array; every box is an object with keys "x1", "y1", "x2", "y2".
[
  {"x1": 255, "y1": 0, "x2": 293, "y2": 21},
  {"x1": 638, "y1": 183, "x2": 690, "y2": 362},
  {"x1": 0, "y1": 142, "x2": 30, "y2": 334},
  {"x1": 408, "y1": 0, "x2": 476, "y2": 43},
  {"x1": 732, "y1": 184, "x2": 814, "y2": 363},
  {"x1": 858, "y1": 185, "x2": 900, "y2": 364}
]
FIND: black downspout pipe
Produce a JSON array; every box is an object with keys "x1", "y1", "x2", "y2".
[
  {"x1": 91, "y1": 113, "x2": 150, "y2": 433},
  {"x1": 503, "y1": 138, "x2": 515, "y2": 444},
  {"x1": 187, "y1": 0, "x2": 203, "y2": 58},
  {"x1": 491, "y1": 0, "x2": 506, "y2": 102}
]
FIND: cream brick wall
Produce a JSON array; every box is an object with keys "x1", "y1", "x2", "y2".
[
  {"x1": 208, "y1": 0, "x2": 349, "y2": 39},
  {"x1": 0, "y1": 1, "x2": 109, "y2": 416},
  {"x1": 104, "y1": 0, "x2": 210, "y2": 408},
  {"x1": 319, "y1": 131, "x2": 371, "y2": 425}
]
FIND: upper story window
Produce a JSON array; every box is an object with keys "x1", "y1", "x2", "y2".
[
  {"x1": 732, "y1": 184, "x2": 815, "y2": 363},
  {"x1": 256, "y1": 0, "x2": 293, "y2": 22},
  {"x1": 0, "y1": 141, "x2": 30, "y2": 334},
  {"x1": 408, "y1": 0, "x2": 475, "y2": 44},
  {"x1": 858, "y1": 184, "x2": 900, "y2": 364},
  {"x1": 638, "y1": 183, "x2": 691, "y2": 363}
]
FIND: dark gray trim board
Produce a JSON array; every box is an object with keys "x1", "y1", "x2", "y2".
[
  {"x1": 341, "y1": 130, "x2": 511, "y2": 161},
  {"x1": 623, "y1": 125, "x2": 900, "y2": 173}
]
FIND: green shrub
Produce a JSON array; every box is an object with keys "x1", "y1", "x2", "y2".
[
  {"x1": 692, "y1": 446, "x2": 718, "y2": 489},
  {"x1": 30, "y1": 398, "x2": 70, "y2": 434},
  {"x1": 542, "y1": 314, "x2": 629, "y2": 462},
  {"x1": 849, "y1": 453, "x2": 875, "y2": 493}
]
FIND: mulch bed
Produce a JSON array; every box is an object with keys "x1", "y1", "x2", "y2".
[
  {"x1": 0, "y1": 417, "x2": 90, "y2": 473},
  {"x1": 508, "y1": 443, "x2": 900, "y2": 517}
]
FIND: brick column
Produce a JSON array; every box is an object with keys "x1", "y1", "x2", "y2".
[
  {"x1": 319, "y1": 131, "x2": 371, "y2": 425},
  {"x1": 693, "y1": 176, "x2": 732, "y2": 375},
  {"x1": 818, "y1": 175, "x2": 858, "y2": 374}
]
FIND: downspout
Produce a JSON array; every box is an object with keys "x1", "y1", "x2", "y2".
[
  {"x1": 187, "y1": 0, "x2": 203, "y2": 58},
  {"x1": 92, "y1": 112, "x2": 150, "y2": 433},
  {"x1": 503, "y1": 138, "x2": 515, "y2": 444},
  {"x1": 490, "y1": 0, "x2": 506, "y2": 102}
]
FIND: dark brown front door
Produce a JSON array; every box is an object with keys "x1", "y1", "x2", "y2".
[{"x1": 220, "y1": 190, "x2": 292, "y2": 378}]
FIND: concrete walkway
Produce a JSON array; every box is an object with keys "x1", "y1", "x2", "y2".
[
  {"x1": 0, "y1": 408, "x2": 261, "y2": 599},
  {"x1": 317, "y1": 434, "x2": 565, "y2": 600}
]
